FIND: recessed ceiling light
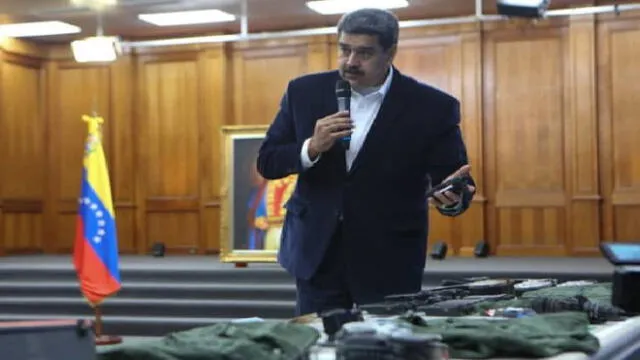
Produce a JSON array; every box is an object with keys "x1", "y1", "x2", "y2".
[
  {"x1": 306, "y1": 0, "x2": 409, "y2": 15},
  {"x1": 0, "y1": 21, "x2": 81, "y2": 38},
  {"x1": 138, "y1": 9, "x2": 236, "y2": 27}
]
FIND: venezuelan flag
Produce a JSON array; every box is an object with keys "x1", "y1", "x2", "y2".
[{"x1": 73, "y1": 114, "x2": 121, "y2": 306}]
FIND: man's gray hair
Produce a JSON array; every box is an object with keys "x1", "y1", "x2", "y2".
[{"x1": 336, "y1": 8, "x2": 400, "y2": 51}]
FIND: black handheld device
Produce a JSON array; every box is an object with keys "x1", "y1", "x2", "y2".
[{"x1": 425, "y1": 176, "x2": 468, "y2": 199}]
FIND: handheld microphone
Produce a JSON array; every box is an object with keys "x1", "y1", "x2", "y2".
[{"x1": 335, "y1": 80, "x2": 351, "y2": 150}]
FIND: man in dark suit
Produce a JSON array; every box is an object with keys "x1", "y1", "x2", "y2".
[{"x1": 257, "y1": 8, "x2": 476, "y2": 316}]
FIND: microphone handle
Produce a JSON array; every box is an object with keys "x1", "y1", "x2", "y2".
[
  {"x1": 337, "y1": 97, "x2": 349, "y2": 112},
  {"x1": 337, "y1": 96, "x2": 350, "y2": 149}
]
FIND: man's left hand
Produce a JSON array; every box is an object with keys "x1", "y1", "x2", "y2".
[{"x1": 429, "y1": 165, "x2": 476, "y2": 207}]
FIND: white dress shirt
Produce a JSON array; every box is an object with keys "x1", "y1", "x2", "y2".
[{"x1": 300, "y1": 67, "x2": 394, "y2": 170}]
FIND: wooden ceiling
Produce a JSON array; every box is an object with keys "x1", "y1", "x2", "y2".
[{"x1": 0, "y1": 0, "x2": 636, "y2": 44}]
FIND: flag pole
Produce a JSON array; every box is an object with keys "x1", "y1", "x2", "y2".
[
  {"x1": 95, "y1": 306, "x2": 103, "y2": 336},
  {"x1": 91, "y1": 110, "x2": 121, "y2": 346}
]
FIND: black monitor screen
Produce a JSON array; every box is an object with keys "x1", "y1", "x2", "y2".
[{"x1": 600, "y1": 242, "x2": 640, "y2": 265}]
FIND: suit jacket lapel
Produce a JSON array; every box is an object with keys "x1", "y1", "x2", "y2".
[{"x1": 348, "y1": 68, "x2": 406, "y2": 176}]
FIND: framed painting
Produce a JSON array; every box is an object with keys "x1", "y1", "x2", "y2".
[{"x1": 219, "y1": 125, "x2": 298, "y2": 263}]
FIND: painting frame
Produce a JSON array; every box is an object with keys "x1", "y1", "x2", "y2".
[{"x1": 219, "y1": 125, "x2": 296, "y2": 263}]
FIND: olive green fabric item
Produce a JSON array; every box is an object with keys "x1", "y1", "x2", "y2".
[
  {"x1": 97, "y1": 321, "x2": 320, "y2": 360},
  {"x1": 521, "y1": 282, "x2": 612, "y2": 303},
  {"x1": 399, "y1": 312, "x2": 600, "y2": 359},
  {"x1": 427, "y1": 282, "x2": 610, "y2": 358},
  {"x1": 472, "y1": 282, "x2": 613, "y2": 314}
]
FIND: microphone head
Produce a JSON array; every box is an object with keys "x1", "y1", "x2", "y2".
[{"x1": 335, "y1": 80, "x2": 351, "y2": 98}]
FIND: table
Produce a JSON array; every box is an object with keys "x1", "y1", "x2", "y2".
[{"x1": 297, "y1": 314, "x2": 640, "y2": 360}]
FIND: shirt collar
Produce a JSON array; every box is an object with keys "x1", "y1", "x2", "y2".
[{"x1": 378, "y1": 66, "x2": 394, "y2": 96}]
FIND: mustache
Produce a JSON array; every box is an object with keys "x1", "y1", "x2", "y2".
[{"x1": 343, "y1": 67, "x2": 364, "y2": 75}]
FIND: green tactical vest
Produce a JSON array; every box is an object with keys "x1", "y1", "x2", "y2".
[{"x1": 97, "y1": 321, "x2": 320, "y2": 360}]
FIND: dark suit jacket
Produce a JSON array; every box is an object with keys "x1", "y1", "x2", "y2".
[{"x1": 257, "y1": 67, "x2": 474, "y2": 300}]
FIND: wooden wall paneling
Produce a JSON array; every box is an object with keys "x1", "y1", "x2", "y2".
[
  {"x1": 0, "y1": 38, "x2": 48, "y2": 60},
  {"x1": 198, "y1": 45, "x2": 231, "y2": 253},
  {"x1": 483, "y1": 21, "x2": 569, "y2": 256},
  {"x1": 308, "y1": 36, "x2": 334, "y2": 74},
  {"x1": 48, "y1": 60, "x2": 112, "y2": 253},
  {"x1": 0, "y1": 47, "x2": 47, "y2": 254},
  {"x1": 597, "y1": 16, "x2": 640, "y2": 243},
  {"x1": 231, "y1": 35, "x2": 333, "y2": 126},
  {"x1": 0, "y1": 46, "x2": 6, "y2": 256},
  {"x1": 43, "y1": 60, "x2": 56, "y2": 254},
  {"x1": 566, "y1": 15, "x2": 601, "y2": 255},
  {"x1": 136, "y1": 50, "x2": 207, "y2": 254},
  {"x1": 329, "y1": 37, "x2": 338, "y2": 71},
  {"x1": 133, "y1": 52, "x2": 145, "y2": 255},
  {"x1": 0, "y1": 47, "x2": 4, "y2": 256},
  {"x1": 458, "y1": 29, "x2": 487, "y2": 256},
  {"x1": 109, "y1": 55, "x2": 137, "y2": 254}
]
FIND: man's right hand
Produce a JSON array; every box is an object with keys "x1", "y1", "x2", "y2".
[{"x1": 308, "y1": 111, "x2": 354, "y2": 159}]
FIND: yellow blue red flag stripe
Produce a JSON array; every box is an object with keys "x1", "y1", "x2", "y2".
[{"x1": 73, "y1": 114, "x2": 121, "y2": 306}]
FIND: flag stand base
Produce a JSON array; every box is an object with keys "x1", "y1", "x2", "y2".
[
  {"x1": 93, "y1": 305, "x2": 122, "y2": 346},
  {"x1": 95, "y1": 334, "x2": 123, "y2": 346}
]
